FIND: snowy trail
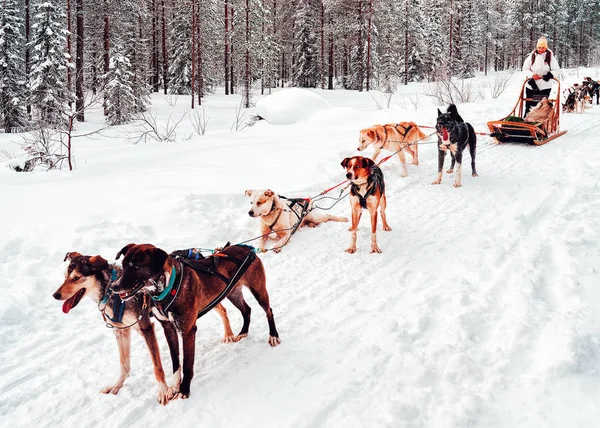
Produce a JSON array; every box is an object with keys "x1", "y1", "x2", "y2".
[{"x1": 1, "y1": 82, "x2": 600, "y2": 427}]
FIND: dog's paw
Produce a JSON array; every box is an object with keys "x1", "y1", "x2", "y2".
[
  {"x1": 401, "y1": 172, "x2": 408, "y2": 178},
  {"x1": 370, "y1": 244, "x2": 382, "y2": 254},
  {"x1": 472, "y1": 172, "x2": 478, "y2": 177},
  {"x1": 345, "y1": 246, "x2": 357, "y2": 254},
  {"x1": 234, "y1": 333, "x2": 248, "y2": 342},
  {"x1": 383, "y1": 225, "x2": 392, "y2": 231},
  {"x1": 453, "y1": 182, "x2": 462, "y2": 188},
  {"x1": 341, "y1": 217, "x2": 349, "y2": 222},
  {"x1": 446, "y1": 168, "x2": 454, "y2": 174},
  {"x1": 306, "y1": 222, "x2": 317, "y2": 228},
  {"x1": 348, "y1": 226, "x2": 354, "y2": 232},
  {"x1": 268, "y1": 335, "x2": 281, "y2": 347},
  {"x1": 100, "y1": 384, "x2": 123, "y2": 395},
  {"x1": 431, "y1": 179, "x2": 442, "y2": 185},
  {"x1": 157, "y1": 384, "x2": 170, "y2": 406},
  {"x1": 412, "y1": 160, "x2": 419, "y2": 166},
  {"x1": 222, "y1": 334, "x2": 236, "y2": 343}
]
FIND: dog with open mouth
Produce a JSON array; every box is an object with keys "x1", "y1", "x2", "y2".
[
  {"x1": 433, "y1": 104, "x2": 478, "y2": 187},
  {"x1": 52, "y1": 252, "x2": 236, "y2": 405},
  {"x1": 341, "y1": 156, "x2": 391, "y2": 254},
  {"x1": 110, "y1": 243, "x2": 280, "y2": 401}
]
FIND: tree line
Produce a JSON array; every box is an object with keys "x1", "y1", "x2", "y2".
[{"x1": 1, "y1": 0, "x2": 599, "y2": 132}]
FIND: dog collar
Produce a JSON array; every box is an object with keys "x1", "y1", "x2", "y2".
[
  {"x1": 100, "y1": 268, "x2": 119, "y2": 305},
  {"x1": 151, "y1": 266, "x2": 178, "y2": 302}
]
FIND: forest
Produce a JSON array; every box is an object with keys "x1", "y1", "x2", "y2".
[{"x1": 1, "y1": 0, "x2": 599, "y2": 131}]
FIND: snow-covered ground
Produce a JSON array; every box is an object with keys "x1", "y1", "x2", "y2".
[{"x1": 1, "y1": 69, "x2": 599, "y2": 428}]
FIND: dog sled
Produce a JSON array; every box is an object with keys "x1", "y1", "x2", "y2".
[{"x1": 487, "y1": 77, "x2": 567, "y2": 146}]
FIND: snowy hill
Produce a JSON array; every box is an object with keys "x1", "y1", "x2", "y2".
[{"x1": 1, "y1": 70, "x2": 599, "y2": 428}]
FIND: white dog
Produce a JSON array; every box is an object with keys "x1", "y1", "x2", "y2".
[{"x1": 245, "y1": 189, "x2": 348, "y2": 252}]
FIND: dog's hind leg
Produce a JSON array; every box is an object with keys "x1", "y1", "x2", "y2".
[
  {"x1": 468, "y1": 126, "x2": 478, "y2": 177},
  {"x1": 213, "y1": 303, "x2": 236, "y2": 343},
  {"x1": 379, "y1": 194, "x2": 392, "y2": 232},
  {"x1": 244, "y1": 263, "x2": 280, "y2": 347},
  {"x1": 226, "y1": 288, "x2": 252, "y2": 341},
  {"x1": 138, "y1": 318, "x2": 170, "y2": 405},
  {"x1": 101, "y1": 329, "x2": 131, "y2": 395},
  {"x1": 305, "y1": 211, "x2": 349, "y2": 225}
]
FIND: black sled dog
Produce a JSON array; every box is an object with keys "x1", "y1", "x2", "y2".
[{"x1": 432, "y1": 104, "x2": 478, "y2": 188}]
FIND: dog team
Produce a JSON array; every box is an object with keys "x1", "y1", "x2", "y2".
[
  {"x1": 563, "y1": 77, "x2": 600, "y2": 113},
  {"x1": 52, "y1": 103, "x2": 481, "y2": 406}
]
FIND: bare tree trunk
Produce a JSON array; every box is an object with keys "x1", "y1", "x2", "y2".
[
  {"x1": 272, "y1": 0, "x2": 277, "y2": 91},
  {"x1": 404, "y1": 0, "x2": 408, "y2": 85},
  {"x1": 26, "y1": 0, "x2": 31, "y2": 115},
  {"x1": 225, "y1": 0, "x2": 230, "y2": 95},
  {"x1": 67, "y1": 0, "x2": 72, "y2": 107},
  {"x1": 328, "y1": 21, "x2": 334, "y2": 90},
  {"x1": 320, "y1": 1, "x2": 325, "y2": 89},
  {"x1": 161, "y1": 0, "x2": 168, "y2": 94},
  {"x1": 197, "y1": 8, "x2": 203, "y2": 105},
  {"x1": 449, "y1": 0, "x2": 453, "y2": 75},
  {"x1": 151, "y1": 0, "x2": 159, "y2": 92},
  {"x1": 103, "y1": 0, "x2": 110, "y2": 116},
  {"x1": 191, "y1": 0, "x2": 196, "y2": 108},
  {"x1": 75, "y1": 0, "x2": 85, "y2": 121},
  {"x1": 357, "y1": 0, "x2": 363, "y2": 91},
  {"x1": 366, "y1": 0, "x2": 372, "y2": 91},
  {"x1": 244, "y1": 0, "x2": 250, "y2": 108},
  {"x1": 230, "y1": 6, "x2": 234, "y2": 94}
]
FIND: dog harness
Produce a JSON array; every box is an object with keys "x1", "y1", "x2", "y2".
[
  {"x1": 350, "y1": 165, "x2": 385, "y2": 209},
  {"x1": 99, "y1": 267, "x2": 148, "y2": 329},
  {"x1": 158, "y1": 244, "x2": 257, "y2": 320}
]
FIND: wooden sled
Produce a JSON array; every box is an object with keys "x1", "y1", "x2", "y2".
[{"x1": 487, "y1": 78, "x2": 567, "y2": 146}]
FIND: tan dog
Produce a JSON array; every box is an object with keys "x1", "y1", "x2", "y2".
[
  {"x1": 245, "y1": 189, "x2": 348, "y2": 252},
  {"x1": 341, "y1": 156, "x2": 391, "y2": 254},
  {"x1": 525, "y1": 97, "x2": 556, "y2": 133},
  {"x1": 52, "y1": 252, "x2": 236, "y2": 405},
  {"x1": 358, "y1": 122, "x2": 426, "y2": 177}
]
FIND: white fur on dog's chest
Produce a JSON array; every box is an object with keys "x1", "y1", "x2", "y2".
[
  {"x1": 439, "y1": 141, "x2": 458, "y2": 154},
  {"x1": 151, "y1": 307, "x2": 174, "y2": 322},
  {"x1": 354, "y1": 183, "x2": 369, "y2": 197}
]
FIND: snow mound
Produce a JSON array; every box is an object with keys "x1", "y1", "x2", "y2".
[{"x1": 255, "y1": 88, "x2": 332, "y2": 125}]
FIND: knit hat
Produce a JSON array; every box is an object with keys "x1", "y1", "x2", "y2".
[{"x1": 537, "y1": 37, "x2": 548, "y2": 49}]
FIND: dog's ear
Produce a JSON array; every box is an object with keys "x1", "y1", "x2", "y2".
[
  {"x1": 437, "y1": 108, "x2": 443, "y2": 117},
  {"x1": 341, "y1": 157, "x2": 350, "y2": 168},
  {"x1": 148, "y1": 247, "x2": 169, "y2": 276},
  {"x1": 116, "y1": 243, "x2": 135, "y2": 260},
  {"x1": 367, "y1": 129, "x2": 376, "y2": 141},
  {"x1": 264, "y1": 189, "x2": 274, "y2": 198},
  {"x1": 88, "y1": 255, "x2": 109, "y2": 270},
  {"x1": 361, "y1": 157, "x2": 375, "y2": 169},
  {"x1": 244, "y1": 189, "x2": 254, "y2": 197},
  {"x1": 64, "y1": 252, "x2": 82, "y2": 262}
]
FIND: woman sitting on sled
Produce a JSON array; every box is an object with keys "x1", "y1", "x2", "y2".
[{"x1": 522, "y1": 36, "x2": 560, "y2": 115}]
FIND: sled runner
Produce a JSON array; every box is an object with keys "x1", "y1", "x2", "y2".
[{"x1": 487, "y1": 78, "x2": 567, "y2": 146}]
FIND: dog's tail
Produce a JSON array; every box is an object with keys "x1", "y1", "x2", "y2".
[{"x1": 447, "y1": 104, "x2": 464, "y2": 123}]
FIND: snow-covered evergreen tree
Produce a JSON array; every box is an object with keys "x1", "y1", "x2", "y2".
[
  {"x1": 29, "y1": 0, "x2": 74, "y2": 128},
  {"x1": 292, "y1": 0, "x2": 317, "y2": 87},
  {"x1": 168, "y1": 1, "x2": 192, "y2": 95},
  {"x1": 105, "y1": 47, "x2": 136, "y2": 125},
  {"x1": 0, "y1": 0, "x2": 29, "y2": 132}
]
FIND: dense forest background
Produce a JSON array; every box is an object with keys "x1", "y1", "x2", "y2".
[{"x1": 1, "y1": 0, "x2": 599, "y2": 131}]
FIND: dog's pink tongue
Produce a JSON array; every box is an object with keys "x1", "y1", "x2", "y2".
[
  {"x1": 442, "y1": 127, "x2": 448, "y2": 140},
  {"x1": 62, "y1": 298, "x2": 74, "y2": 314}
]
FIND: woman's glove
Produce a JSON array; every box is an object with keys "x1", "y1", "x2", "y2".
[{"x1": 542, "y1": 72, "x2": 554, "y2": 81}]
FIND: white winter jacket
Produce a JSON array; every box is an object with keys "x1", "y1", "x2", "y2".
[{"x1": 522, "y1": 49, "x2": 560, "y2": 91}]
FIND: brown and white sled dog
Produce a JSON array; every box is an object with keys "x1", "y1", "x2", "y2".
[
  {"x1": 341, "y1": 156, "x2": 391, "y2": 254},
  {"x1": 357, "y1": 122, "x2": 426, "y2": 177},
  {"x1": 52, "y1": 252, "x2": 235, "y2": 405},
  {"x1": 525, "y1": 97, "x2": 556, "y2": 132},
  {"x1": 110, "y1": 243, "x2": 280, "y2": 400},
  {"x1": 245, "y1": 189, "x2": 348, "y2": 252}
]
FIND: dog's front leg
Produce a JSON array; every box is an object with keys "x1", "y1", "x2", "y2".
[
  {"x1": 345, "y1": 206, "x2": 361, "y2": 253},
  {"x1": 397, "y1": 149, "x2": 409, "y2": 177},
  {"x1": 272, "y1": 231, "x2": 292, "y2": 253},
  {"x1": 432, "y1": 147, "x2": 446, "y2": 185},
  {"x1": 101, "y1": 329, "x2": 131, "y2": 395},
  {"x1": 371, "y1": 147, "x2": 382, "y2": 163},
  {"x1": 138, "y1": 320, "x2": 170, "y2": 405},
  {"x1": 453, "y1": 151, "x2": 463, "y2": 188},
  {"x1": 174, "y1": 324, "x2": 197, "y2": 399},
  {"x1": 159, "y1": 320, "x2": 181, "y2": 399}
]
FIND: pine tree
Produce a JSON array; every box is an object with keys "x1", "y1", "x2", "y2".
[
  {"x1": 168, "y1": 0, "x2": 192, "y2": 94},
  {"x1": 105, "y1": 47, "x2": 136, "y2": 125},
  {"x1": 0, "y1": 0, "x2": 29, "y2": 132},
  {"x1": 29, "y1": 0, "x2": 74, "y2": 128},
  {"x1": 292, "y1": 0, "x2": 317, "y2": 87}
]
